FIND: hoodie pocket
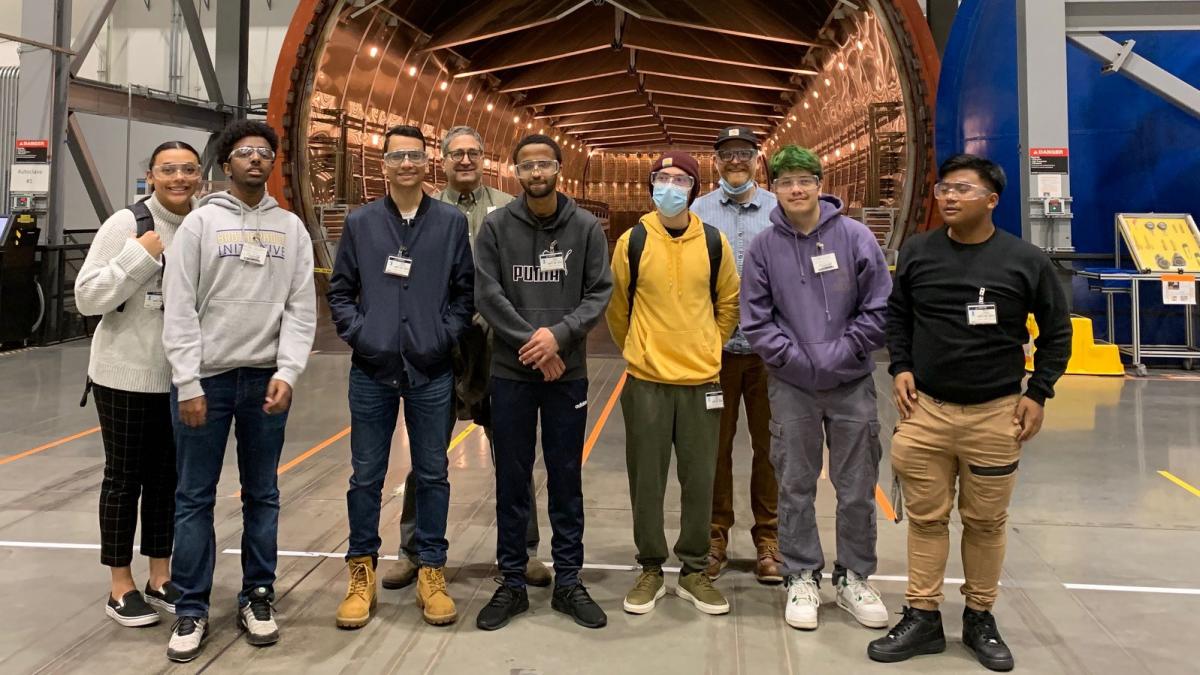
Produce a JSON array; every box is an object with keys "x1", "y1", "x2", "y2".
[
  {"x1": 799, "y1": 339, "x2": 869, "y2": 390},
  {"x1": 637, "y1": 326, "x2": 721, "y2": 378},
  {"x1": 200, "y1": 299, "x2": 284, "y2": 369}
]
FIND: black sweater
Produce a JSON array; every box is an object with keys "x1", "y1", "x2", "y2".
[{"x1": 886, "y1": 227, "x2": 1072, "y2": 405}]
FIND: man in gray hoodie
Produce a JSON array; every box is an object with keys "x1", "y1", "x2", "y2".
[
  {"x1": 161, "y1": 120, "x2": 316, "y2": 663},
  {"x1": 740, "y1": 146, "x2": 891, "y2": 633}
]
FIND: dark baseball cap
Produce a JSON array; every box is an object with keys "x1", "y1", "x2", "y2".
[{"x1": 713, "y1": 126, "x2": 760, "y2": 149}]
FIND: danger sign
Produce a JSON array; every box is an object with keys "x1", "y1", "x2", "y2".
[{"x1": 1030, "y1": 147, "x2": 1069, "y2": 174}]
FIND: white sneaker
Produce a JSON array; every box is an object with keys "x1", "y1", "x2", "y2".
[
  {"x1": 785, "y1": 571, "x2": 821, "y2": 630},
  {"x1": 166, "y1": 616, "x2": 207, "y2": 662},
  {"x1": 238, "y1": 587, "x2": 279, "y2": 646},
  {"x1": 835, "y1": 570, "x2": 889, "y2": 628}
]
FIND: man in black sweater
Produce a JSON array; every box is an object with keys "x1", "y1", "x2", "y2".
[
  {"x1": 472, "y1": 134, "x2": 613, "y2": 631},
  {"x1": 869, "y1": 155, "x2": 1071, "y2": 672}
]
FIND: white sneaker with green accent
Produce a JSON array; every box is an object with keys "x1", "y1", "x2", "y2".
[
  {"x1": 835, "y1": 570, "x2": 889, "y2": 628},
  {"x1": 785, "y1": 571, "x2": 821, "y2": 630}
]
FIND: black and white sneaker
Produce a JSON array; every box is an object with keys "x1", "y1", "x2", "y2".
[
  {"x1": 106, "y1": 590, "x2": 160, "y2": 627},
  {"x1": 145, "y1": 581, "x2": 182, "y2": 614},
  {"x1": 237, "y1": 587, "x2": 279, "y2": 646},
  {"x1": 166, "y1": 616, "x2": 207, "y2": 663}
]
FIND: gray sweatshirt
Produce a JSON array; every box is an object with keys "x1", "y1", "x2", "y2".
[{"x1": 162, "y1": 191, "x2": 317, "y2": 401}]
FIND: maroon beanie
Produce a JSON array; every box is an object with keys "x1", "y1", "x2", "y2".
[{"x1": 650, "y1": 151, "x2": 702, "y2": 204}]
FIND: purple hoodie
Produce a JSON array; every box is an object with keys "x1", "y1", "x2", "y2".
[{"x1": 740, "y1": 195, "x2": 892, "y2": 391}]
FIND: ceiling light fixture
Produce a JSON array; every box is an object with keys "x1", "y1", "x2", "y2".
[
  {"x1": 439, "y1": 81, "x2": 448, "y2": 91},
  {"x1": 407, "y1": 65, "x2": 417, "y2": 76},
  {"x1": 369, "y1": 46, "x2": 378, "y2": 58},
  {"x1": 486, "y1": 102, "x2": 494, "y2": 111}
]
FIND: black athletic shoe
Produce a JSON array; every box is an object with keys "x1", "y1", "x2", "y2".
[
  {"x1": 551, "y1": 584, "x2": 607, "y2": 629},
  {"x1": 867, "y1": 606, "x2": 946, "y2": 663},
  {"x1": 963, "y1": 608, "x2": 1015, "y2": 672},
  {"x1": 145, "y1": 581, "x2": 182, "y2": 614},
  {"x1": 106, "y1": 590, "x2": 160, "y2": 627},
  {"x1": 475, "y1": 584, "x2": 529, "y2": 631}
]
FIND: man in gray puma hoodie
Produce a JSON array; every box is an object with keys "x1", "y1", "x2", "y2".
[{"x1": 161, "y1": 120, "x2": 316, "y2": 663}]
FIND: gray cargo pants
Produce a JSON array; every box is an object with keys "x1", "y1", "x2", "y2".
[{"x1": 767, "y1": 373, "x2": 882, "y2": 579}]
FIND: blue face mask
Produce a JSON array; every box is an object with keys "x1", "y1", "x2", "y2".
[
  {"x1": 652, "y1": 184, "x2": 689, "y2": 218},
  {"x1": 720, "y1": 177, "x2": 754, "y2": 196}
]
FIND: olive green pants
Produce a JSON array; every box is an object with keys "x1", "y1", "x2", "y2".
[{"x1": 622, "y1": 376, "x2": 721, "y2": 574}]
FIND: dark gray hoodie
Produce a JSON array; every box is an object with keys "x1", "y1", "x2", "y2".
[{"x1": 473, "y1": 193, "x2": 613, "y2": 381}]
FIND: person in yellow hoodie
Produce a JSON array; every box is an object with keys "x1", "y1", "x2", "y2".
[{"x1": 606, "y1": 151, "x2": 740, "y2": 616}]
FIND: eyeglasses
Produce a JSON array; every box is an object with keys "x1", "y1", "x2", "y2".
[
  {"x1": 447, "y1": 149, "x2": 482, "y2": 163},
  {"x1": 383, "y1": 150, "x2": 429, "y2": 167},
  {"x1": 228, "y1": 146, "x2": 275, "y2": 161},
  {"x1": 651, "y1": 171, "x2": 695, "y2": 189},
  {"x1": 514, "y1": 159, "x2": 560, "y2": 176},
  {"x1": 933, "y1": 181, "x2": 992, "y2": 199},
  {"x1": 716, "y1": 149, "x2": 757, "y2": 163},
  {"x1": 774, "y1": 176, "x2": 820, "y2": 191},
  {"x1": 152, "y1": 163, "x2": 201, "y2": 178}
]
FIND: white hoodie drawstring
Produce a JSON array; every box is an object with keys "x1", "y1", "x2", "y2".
[{"x1": 816, "y1": 230, "x2": 832, "y2": 323}]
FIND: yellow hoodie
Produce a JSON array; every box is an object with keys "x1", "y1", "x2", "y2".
[{"x1": 606, "y1": 211, "x2": 740, "y2": 385}]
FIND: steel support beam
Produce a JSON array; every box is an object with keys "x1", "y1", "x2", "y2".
[
  {"x1": 69, "y1": 78, "x2": 234, "y2": 132},
  {"x1": 215, "y1": 0, "x2": 250, "y2": 115},
  {"x1": 176, "y1": 0, "x2": 224, "y2": 104},
  {"x1": 1016, "y1": 0, "x2": 1075, "y2": 250},
  {"x1": 926, "y1": 0, "x2": 957, "y2": 57},
  {"x1": 1064, "y1": 0, "x2": 1200, "y2": 32},
  {"x1": 69, "y1": 0, "x2": 118, "y2": 76},
  {"x1": 66, "y1": 112, "x2": 114, "y2": 221},
  {"x1": 1069, "y1": 33, "x2": 1200, "y2": 119}
]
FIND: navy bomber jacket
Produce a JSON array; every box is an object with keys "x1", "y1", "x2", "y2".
[{"x1": 328, "y1": 193, "x2": 475, "y2": 388}]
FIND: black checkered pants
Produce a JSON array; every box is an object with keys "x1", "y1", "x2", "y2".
[{"x1": 94, "y1": 384, "x2": 177, "y2": 567}]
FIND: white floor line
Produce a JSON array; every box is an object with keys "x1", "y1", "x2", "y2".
[{"x1": 4, "y1": 540, "x2": 1197, "y2": 597}]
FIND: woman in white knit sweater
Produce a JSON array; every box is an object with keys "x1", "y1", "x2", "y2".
[{"x1": 75, "y1": 141, "x2": 201, "y2": 627}]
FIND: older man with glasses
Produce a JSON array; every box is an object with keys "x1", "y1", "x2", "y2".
[
  {"x1": 328, "y1": 125, "x2": 475, "y2": 629},
  {"x1": 690, "y1": 126, "x2": 783, "y2": 585}
]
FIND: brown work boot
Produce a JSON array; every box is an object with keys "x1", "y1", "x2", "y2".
[
  {"x1": 756, "y1": 546, "x2": 784, "y2": 585},
  {"x1": 335, "y1": 556, "x2": 376, "y2": 629},
  {"x1": 704, "y1": 546, "x2": 728, "y2": 580},
  {"x1": 381, "y1": 556, "x2": 418, "y2": 589},
  {"x1": 416, "y1": 566, "x2": 457, "y2": 625},
  {"x1": 526, "y1": 557, "x2": 552, "y2": 588}
]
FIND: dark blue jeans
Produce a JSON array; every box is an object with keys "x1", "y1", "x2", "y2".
[
  {"x1": 491, "y1": 377, "x2": 588, "y2": 589},
  {"x1": 347, "y1": 366, "x2": 454, "y2": 566},
  {"x1": 171, "y1": 367, "x2": 288, "y2": 618}
]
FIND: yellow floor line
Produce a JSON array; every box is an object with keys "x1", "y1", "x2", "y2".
[{"x1": 1159, "y1": 470, "x2": 1200, "y2": 498}]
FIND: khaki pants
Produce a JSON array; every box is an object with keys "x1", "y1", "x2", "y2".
[
  {"x1": 711, "y1": 352, "x2": 778, "y2": 552},
  {"x1": 890, "y1": 392, "x2": 1023, "y2": 612}
]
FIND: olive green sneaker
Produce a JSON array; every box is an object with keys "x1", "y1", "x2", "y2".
[
  {"x1": 623, "y1": 567, "x2": 665, "y2": 615},
  {"x1": 676, "y1": 572, "x2": 730, "y2": 615}
]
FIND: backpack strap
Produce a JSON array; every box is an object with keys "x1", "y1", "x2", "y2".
[
  {"x1": 626, "y1": 222, "x2": 647, "y2": 320},
  {"x1": 116, "y1": 199, "x2": 156, "y2": 313},
  {"x1": 702, "y1": 223, "x2": 722, "y2": 312}
]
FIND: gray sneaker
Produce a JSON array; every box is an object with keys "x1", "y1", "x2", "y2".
[
  {"x1": 238, "y1": 587, "x2": 279, "y2": 646},
  {"x1": 676, "y1": 572, "x2": 730, "y2": 615},
  {"x1": 623, "y1": 567, "x2": 665, "y2": 614},
  {"x1": 166, "y1": 616, "x2": 207, "y2": 662},
  {"x1": 382, "y1": 556, "x2": 419, "y2": 590}
]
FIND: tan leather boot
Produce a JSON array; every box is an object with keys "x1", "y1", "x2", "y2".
[
  {"x1": 416, "y1": 567, "x2": 457, "y2": 625},
  {"x1": 336, "y1": 556, "x2": 377, "y2": 629}
]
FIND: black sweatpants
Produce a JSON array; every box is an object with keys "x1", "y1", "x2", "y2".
[
  {"x1": 93, "y1": 384, "x2": 177, "y2": 567},
  {"x1": 490, "y1": 376, "x2": 589, "y2": 589}
]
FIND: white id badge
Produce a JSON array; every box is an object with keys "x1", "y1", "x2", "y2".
[
  {"x1": 143, "y1": 291, "x2": 163, "y2": 310},
  {"x1": 539, "y1": 252, "x2": 565, "y2": 272},
  {"x1": 385, "y1": 255, "x2": 413, "y2": 277},
  {"x1": 967, "y1": 303, "x2": 998, "y2": 325},
  {"x1": 705, "y1": 391, "x2": 725, "y2": 410},
  {"x1": 240, "y1": 243, "x2": 267, "y2": 265},
  {"x1": 812, "y1": 252, "x2": 839, "y2": 274},
  {"x1": 487, "y1": 206, "x2": 498, "y2": 214}
]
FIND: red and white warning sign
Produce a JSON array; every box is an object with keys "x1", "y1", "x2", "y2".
[{"x1": 1030, "y1": 147, "x2": 1069, "y2": 174}]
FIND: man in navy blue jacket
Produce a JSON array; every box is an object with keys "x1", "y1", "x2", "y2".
[{"x1": 328, "y1": 125, "x2": 474, "y2": 629}]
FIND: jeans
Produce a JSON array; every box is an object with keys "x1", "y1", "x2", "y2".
[
  {"x1": 490, "y1": 377, "x2": 588, "y2": 589},
  {"x1": 347, "y1": 366, "x2": 454, "y2": 567},
  {"x1": 171, "y1": 367, "x2": 288, "y2": 618}
]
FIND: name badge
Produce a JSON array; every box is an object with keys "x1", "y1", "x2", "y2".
[
  {"x1": 487, "y1": 206, "x2": 498, "y2": 214},
  {"x1": 539, "y1": 252, "x2": 565, "y2": 272},
  {"x1": 967, "y1": 303, "x2": 998, "y2": 325},
  {"x1": 143, "y1": 291, "x2": 163, "y2": 311},
  {"x1": 385, "y1": 255, "x2": 413, "y2": 278},
  {"x1": 812, "y1": 252, "x2": 839, "y2": 274},
  {"x1": 240, "y1": 243, "x2": 267, "y2": 265},
  {"x1": 705, "y1": 391, "x2": 725, "y2": 410}
]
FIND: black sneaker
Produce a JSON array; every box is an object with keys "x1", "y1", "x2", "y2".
[
  {"x1": 106, "y1": 590, "x2": 160, "y2": 627},
  {"x1": 867, "y1": 606, "x2": 946, "y2": 663},
  {"x1": 963, "y1": 608, "x2": 1015, "y2": 671},
  {"x1": 238, "y1": 587, "x2": 279, "y2": 646},
  {"x1": 145, "y1": 581, "x2": 182, "y2": 614},
  {"x1": 475, "y1": 584, "x2": 529, "y2": 631},
  {"x1": 167, "y1": 616, "x2": 207, "y2": 662},
  {"x1": 551, "y1": 583, "x2": 607, "y2": 629}
]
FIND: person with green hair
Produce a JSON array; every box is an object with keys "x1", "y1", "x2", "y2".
[{"x1": 740, "y1": 144, "x2": 893, "y2": 632}]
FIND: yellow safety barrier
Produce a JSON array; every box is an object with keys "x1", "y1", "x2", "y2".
[{"x1": 1026, "y1": 314, "x2": 1124, "y2": 376}]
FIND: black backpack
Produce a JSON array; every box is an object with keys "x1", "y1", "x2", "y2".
[
  {"x1": 115, "y1": 199, "x2": 156, "y2": 313},
  {"x1": 626, "y1": 221, "x2": 723, "y2": 319}
]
